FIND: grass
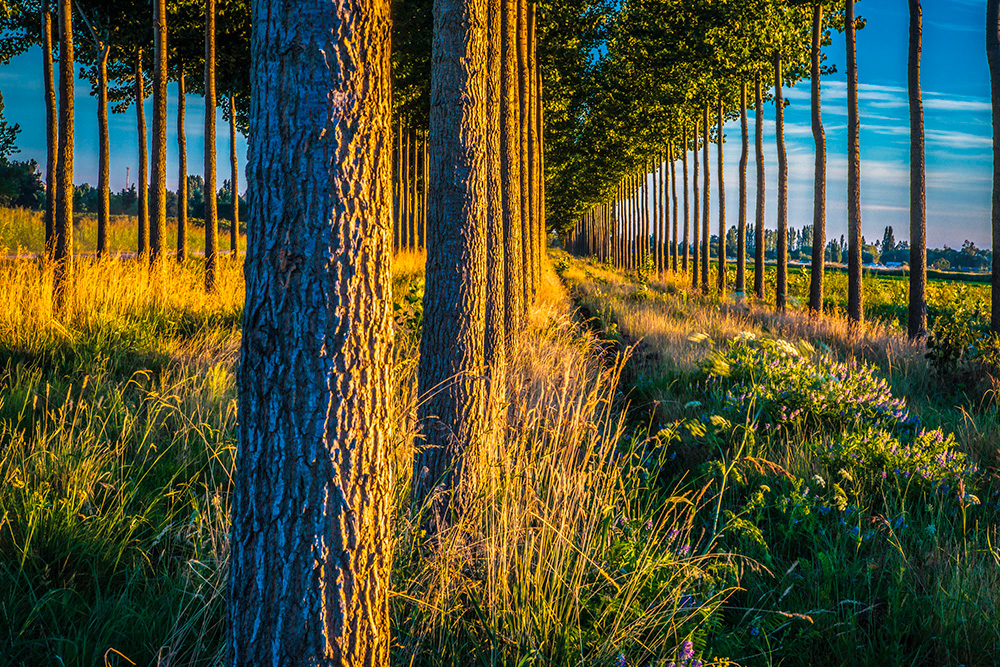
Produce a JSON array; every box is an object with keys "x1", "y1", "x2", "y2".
[{"x1": 556, "y1": 252, "x2": 1000, "y2": 666}]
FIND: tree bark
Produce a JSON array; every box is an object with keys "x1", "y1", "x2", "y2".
[
  {"x1": 517, "y1": 0, "x2": 532, "y2": 309},
  {"x1": 415, "y1": 0, "x2": 490, "y2": 520},
  {"x1": 990, "y1": 0, "x2": 1000, "y2": 333},
  {"x1": 717, "y1": 95, "x2": 726, "y2": 295},
  {"x1": 54, "y1": 0, "x2": 73, "y2": 297},
  {"x1": 136, "y1": 50, "x2": 149, "y2": 258},
  {"x1": 847, "y1": 0, "x2": 863, "y2": 325},
  {"x1": 151, "y1": 0, "x2": 168, "y2": 269},
  {"x1": 909, "y1": 0, "x2": 927, "y2": 338},
  {"x1": 754, "y1": 70, "x2": 766, "y2": 301},
  {"x1": 692, "y1": 117, "x2": 699, "y2": 287},
  {"x1": 738, "y1": 81, "x2": 748, "y2": 294},
  {"x1": 178, "y1": 73, "x2": 188, "y2": 262},
  {"x1": 42, "y1": 0, "x2": 57, "y2": 256},
  {"x1": 204, "y1": 0, "x2": 218, "y2": 290},
  {"x1": 671, "y1": 141, "x2": 679, "y2": 272},
  {"x1": 775, "y1": 52, "x2": 789, "y2": 312},
  {"x1": 527, "y1": 2, "x2": 540, "y2": 295},
  {"x1": 809, "y1": 3, "x2": 827, "y2": 316},
  {"x1": 228, "y1": 0, "x2": 394, "y2": 662},
  {"x1": 230, "y1": 93, "x2": 240, "y2": 255},
  {"x1": 701, "y1": 105, "x2": 710, "y2": 290}
]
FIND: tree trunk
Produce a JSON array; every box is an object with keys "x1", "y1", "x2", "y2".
[
  {"x1": 809, "y1": 3, "x2": 827, "y2": 316},
  {"x1": 178, "y1": 72, "x2": 188, "y2": 262},
  {"x1": 230, "y1": 93, "x2": 240, "y2": 255},
  {"x1": 531, "y1": 7, "x2": 543, "y2": 281},
  {"x1": 775, "y1": 52, "x2": 789, "y2": 312},
  {"x1": 423, "y1": 131, "x2": 429, "y2": 248},
  {"x1": 717, "y1": 95, "x2": 726, "y2": 295},
  {"x1": 228, "y1": 0, "x2": 393, "y2": 662},
  {"x1": 96, "y1": 45, "x2": 110, "y2": 259},
  {"x1": 990, "y1": 0, "x2": 1000, "y2": 333},
  {"x1": 527, "y1": 2, "x2": 539, "y2": 296},
  {"x1": 692, "y1": 117, "x2": 699, "y2": 287},
  {"x1": 671, "y1": 141, "x2": 679, "y2": 272},
  {"x1": 54, "y1": 0, "x2": 73, "y2": 297},
  {"x1": 847, "y1": 0, "x2": 863, "y2": 325},
  {"x1": 151, "y1": 0, "x2": 168, "y2": 269},
  {"x1": 204, "y1": 0, "x2": 218, "y2": 290},
  {"x1": 738, "y1": 80, "x2": 748, "y2": 294},
  {"x1": 754, "y1": 70, "x2": 766, "y2": 301},
  {"x1": 394, "y1": 120, "x2": 401, "y2": 251},
  {"x1": 517, "y1": 0, "x2": 532, "y2": 309},
  {"x1": 701, "y1": 105, "x2": 710, "y2": 290},
  {"x1": 909, "y1": 0, "x2": 927, "y2": 339},
  {"x1": 42, "y1": 0, "x2": 57, "y2": 256},
  {"x1": 415, "y1": 0, "x2": 490, "y2": 520},
  {"x1": 136, "y1": 50, "x2": 149, "y2": 258}
]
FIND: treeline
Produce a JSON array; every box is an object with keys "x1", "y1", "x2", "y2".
[{"x1": 565, "y1": 0, "x2": 1000, "y2": 338}]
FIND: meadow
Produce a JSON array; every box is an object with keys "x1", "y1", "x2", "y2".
[{"x1": 1, "y1": 208, "x2": 998, "y2": 666}]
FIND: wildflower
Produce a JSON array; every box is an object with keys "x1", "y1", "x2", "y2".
[
  {"x1": 926, "y1": 523, "x2": 936, "y2": 536},
  {"x1": 616, "y1": 653, "x2": 627, "y2": 667},
  {"x1": 679, "y1": 640, "x2": 695, "y2": 661},
  {"x1": 750, "y1": 626, "x2": 760, "y2": 636},
  {"x1": 692, "y1": 662, "x2": 703, "y2": 667}
]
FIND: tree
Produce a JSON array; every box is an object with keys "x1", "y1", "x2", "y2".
[
  {"x1": 907, "y1": 0, "x2": 926, "y2": 338},
  {"x1": 76, "y1": 2, "x2": 111, "y2": 258},
  {"x1": 846, "y1": 0, "x2": 863, "y2": 325},
  {"x1": 54, "y1": 0, "x2": 73, "y2": 297},
  {"x1": 227, "y1": 0, "x2": 393, "y2": 662},
  {"x1": 501, "y1": 0, "x2": 523, "y2": 340},
  {"x1": 808, "y1": 1, "x2": 827, "y2": 316},
  {"x1": 177, "y1": 73, "x2": 188, "y2": 261},
  {"x1": 150, "y1": 0, "x2": 168, "y2": 268},
  {"x1": 754, "y1": 70, "x2": 765, "y2": 300},
  {"x1": 43, "y1": 1, "x2": 57, "y2": 252},
  {"x1": 737, "y1": 80, "x2": 747, "y2": 293},
  {"x1": 415, "y1": 0, "x2": 490, "y2": 518},
  {"x1": 204, "y1": 0, "x2": 218, "y2": 290},
  {"x1": 135, "y1": 49, "x2": 149, "y2": 256},
  {"x1": 717, "y1": 94, "x2": 725, "y2": 294},
  {"x1": 775, "y1": 50, "x2": 788, "y2": 312},
  {"x1": 228, "y1": 92, "x2": 239, "y2": 254},
  {"x1": 992, "y1": 0, "x2": 1000, "y2": 333}
]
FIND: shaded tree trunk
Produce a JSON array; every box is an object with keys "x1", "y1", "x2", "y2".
[
  {"x1": 990, "y1": 0, "x2": 1000, "y2": 333},
  {"x1": 754, "y1": 70, "x2": 766, "y2": 301},
  {"x1": 847, "y1": 0, "x2": 863, "y2": 325},
  {"x1": 136, "y1": 50, "x2": 149, "y2": 258},
  {"x1": 909, "y1": 0, "x2": 927, "y2": 339},
  {"x1": 204, "y1": 0, "x2": 218, "y2": 290},
  {"x1": 228, "y1": 0, "x2": 394, "y2": 662},
  {"x1": 230, "y1": 93, "x2": 239, "y2": 255},
  {"x1": 671, "y1": 141, "x2": 679, "y2": 272},
  {"x1": 517, "y1": 0, "x2": 532, "y2": 309},
  {"x1": 415, "y1": 0, "x2": 490, "y2": 519},
  {"x1": 151, "y1": 0, "x2": 168, "y2": 269},
  {"x1": 717, "y1": 95, "x2": 726, "y2": 295},
  {"x1": 682, "y1": 127, "x2": 689, "y2": 273},
  {"x1": 96, "y1": 45, "x2": 109, "y2": 259},
  {"x1": 54, "y1": 0, "x2": 73, "y2": 297},
  {"x1": 809, "y1": 3, "x2": 827, "y2": 316},
  {"x1": 177, "y1": 73, "x2": 188, "y2": 262},
  {"x1": 775, "y1": 52, "x2": 788, "y2": 312},
  {"x1": 738, "y1": 80, "x2": 748, "y2": 294},
  {"x1": 42, "y1": 0, "x2": 57, "y2": 256},
  {"x1": 692, "y1": 117, "x2": 699, "y2": 287},
  {"x1": 701, "y1": 105, "x2": 710, "y2": 289}
]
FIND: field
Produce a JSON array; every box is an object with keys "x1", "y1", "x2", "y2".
[{"x1": 1, "y1": 209, "x2": 998, "y2": 666}]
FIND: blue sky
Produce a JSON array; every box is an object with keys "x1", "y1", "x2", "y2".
[{"x1": 0, "y1": 0, "x2": 994, "y2": 249}]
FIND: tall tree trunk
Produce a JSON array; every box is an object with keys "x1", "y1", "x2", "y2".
[
  {"x1": 775, "y1": 52, "x2": 789, "y2": 312},
  {"x1": 671, "y1": 142, "x2": 679, "y2": 272},
  {"x1": 136, "y1": 50, "x2": 149, "y2": 258},
  {"x1": 151, "y1": 0, "x2": 168, "y2": 268},
  {"x1": 96, "y1": 44, "x2": 110, "y2": 258},
  {"x1": 809, "y1": 3, "x2": 827, "y2": 316},
  {"x1": 204, "y1": 0, "x2": 218, "y2": 290},
  {"x1": 517, "y1": 0, "x2": 532, "y2": 309},
  {"x1": 527, "y1": 2, "x2": 539, "y2": 295},
  {"x1": 754, "y1": 70, "x2": 766, "y2": 301},
  {"x1": 701, "y1": 105, "x2": 710, "y2": 289},
  {"x1": 422, "y1": 129, "x2": 429, "y2": 248},
  {"x1": 228, "y1": 0, "x2": 393, "y2": 662},
  {"x1": 42, "y1": 0, "x2": 57, "y2": 256},
  {"x1": 692, "y1": 117, "x2": 699, "y2": 287},
  {"x1": 990, "y1": 0, "x2": 1000, "y2": 333},
  {"x1": 717, "y1": 95, "x2": 726, "y2": 295},
  {"x1": 394, "y1": 120, "x2": 401, "y2": 251},
  {"x1": 847, "y1": 0, "x2": 863, "y2": 325},
  {"x1": 54, "y1": 0, "x2": 73, "y2": 297},
  {"x1": 177, "y1": 73, "x2": 188, "y2": 262},
  {"x1": 416, "y1": 0, "x2": 490, "y2": 519},
  {"x1": 738, "y1": 81, "x2": 748, "y2": 294},
  {"x1": 230, "y1": 93, "x2": 240, "y2": 255},
  {"x1": 909, "y1": 0, "x2": 927, "y2": 339}
]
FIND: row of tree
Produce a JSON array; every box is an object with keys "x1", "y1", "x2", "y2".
[{"x1": 564, "y1": 0, "x2": 1000, "y2": 337}]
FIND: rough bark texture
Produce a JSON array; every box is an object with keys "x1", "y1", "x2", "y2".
[
  {"x1": 230, "y1": 93, "x2": 240, "y2": 254},
  {"x1": 671, "y1": 142, "x2": 679, "y2": 272},
  {"x1": 42, "y1": 0, "x2": 57, "y2": 255},
  {"x1": 682, "y1": 125, "x2": 689, "y2": 273},
  {"x1": 531, "y1": 8, "x2": 543, "y2": 281},
  {"x1": 228, "y1": 0, "x2": 394, "y2": 663},
  {"x1": 754, "y1": 71, "x2": 766, "y2": 301},
  {"x1": 178, "y1": 73, "x2": 188, "y2": 262},
  {"x1": 136, "y1": 50, "x2": 149, "y2": 258},
  {"x1": 909, "y1": 0, "x2": 927, "y2": 339},
  {"x1": 517, "y1": 0, "x2": 532, "y2": 309},
  {"x1": 96, "y1": 45, "x2": 110, "y2": 258},
  {"x1": 847, "y1": 0, "x2": 864, "y2": 325},
  {"x1": 204, "y1": 0, "x2": 218, "y2": 291},
  {"x1": 738, "y1": 81, "x2": 748, "y2": 294},
  {"x1": 775, "y1": 52, "x2": 788, "y2": 312},
  {"x1": 809, "y1": 4, "x2": 827, "y2": 316},
  {"x1": 151, "y1": 0, "x2": 168, "y2": 268},
  {"x1": 701, "y1": 105, "x2": 710, "y2": 289},
  {"x1": 717, "y1": 96, "x2": 726, "y2": 295},
  {"x1": 54, "y1": 0, "x2": 73, "y2": 296},
  {"x1": 692, "y1": 118, "x2": 699, "y2": 287},
  {"x1": 990, "y1": 0, "x2": 1000, "y2": 333},
  {"x1": 415, "y1": 0, "x2": 489, "y2": 518}
]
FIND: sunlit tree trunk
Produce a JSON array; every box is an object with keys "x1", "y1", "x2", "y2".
[
  {"x1": 809, "y1": 3, "x2": 827, "y2": 316},
  {"x1": 738, "y1": 81, "x2": 748, "y2": 294},
  {"x1": 151, "y1": 0, "x2": 168, "y2": 270},
  {"x1": 775, "y1": 51, "x2": 788, "y2": 312},
  {"x1": 847, "y1": 0, "x2": 863, "y2": 325},
  {"x1": 990, "y1": 0, "x2": 1000, "y2": 333},
  {"x1": 717, "y1": 95, "x2": 726, "y2": 295},
  {"x1": 136, "y1": 50, "x2": 149, "y2": 258},
  {"x1": 517, "y1": 0, "x2": 532, "y2": 308},
  {"x1": 671, "y1": 142, "x2": 679, "y2": 272},
  {"x1": 177, "y1": 73, "x2": 188, "y2": 262},
  {"x1": 701, "y1": 105, "x2": 710, "y2": 290},
  {"x1": 42, "y1": 0, "x2": 57, "y2": 256},
  {"x1": 95, "y1": 42, "x2": 110, "y2": 258},
  {"x1": 54, "y1": 0, "x2": 73, "y2": 297},
  {"x1": 909, "y1": 0, "x2": 927, "y2": 338},
  {"x1": 692, "y1": 117, "x2": 699, "y2": 287},
  {"x1": 416, "y1": 0, "x2": 490, "y2": 520},
  {"x1": 754, "y1": 70, "x2": 766, "y2": 301},
  {"x1": 228, "y1": 0, "x2": 394, "y2": 662},
  {"x1": 230, "y1": 93, "x2": 240, "y2": 255},
  {"x1": 204, "y1": 0, "x2": 218, "y2": 290}
]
